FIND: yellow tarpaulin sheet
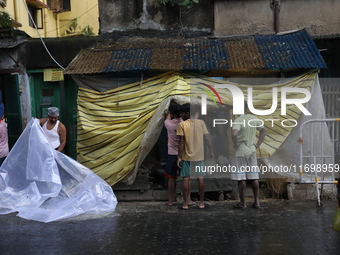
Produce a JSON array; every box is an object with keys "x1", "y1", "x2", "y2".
[
  {"x1": 77, "y1": 71, "x2": 317, "y2": 185},
  {"x1": 189, "y1": 71, "x2": 316, "y2": 159}
]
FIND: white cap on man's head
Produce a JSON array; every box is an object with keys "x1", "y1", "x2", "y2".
[{"x1": 48, "y1": 107, "x2": 59, "y2": 116}]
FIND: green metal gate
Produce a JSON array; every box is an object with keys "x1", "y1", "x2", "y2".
[
  {"x1": 2, "y1": 74, "x2": 22, "y2": 149},
  {"x1": 29, "y1": 70, "x2": 78, "y2": 159}
]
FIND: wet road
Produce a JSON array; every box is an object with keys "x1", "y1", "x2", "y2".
[{"x1": 0, "y1": 199, "x2": 339, "y2": 255}]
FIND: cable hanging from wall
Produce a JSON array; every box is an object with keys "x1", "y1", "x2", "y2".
[{"x1": 21, "y1": 0, "x2": 65, "y2": 70}]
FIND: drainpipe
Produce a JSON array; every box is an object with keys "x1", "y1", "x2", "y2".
[
  {"x1": 212, "y1": 1, "x2": 218, "y2": 37},
  {"x1": 56, "y1": 13, "x2": 60, "y2": 37},
  {"x1": 44, "y1": 8, "x2": 48, "y2": 37},
  {"x1": 273, "y1": 0, "x2": 281, "y2": 34},
  {"x1": 13, "y1": 0, "x2": 19, "y2": 23}
]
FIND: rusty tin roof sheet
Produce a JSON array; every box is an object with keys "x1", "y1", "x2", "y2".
[
  {"x1": 0, "y1": 39, "x2": 26, "y2": 49},
  {"x1": 64, "y1": 29, "x2": 326, "y2": 74}
]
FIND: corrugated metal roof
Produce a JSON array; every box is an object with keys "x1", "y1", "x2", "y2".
[
  {"x1": 64, "y1": 29, "x2": 327, "y2": 75},
  {"x1": 225, "y1": 39, "x2": 265, "y2": 69},
  {"x1": 0, "y1": 39, "x2": 26, "y2": 49},
  {"x1": 255, "y1": 30, "x2": 326, "y2": 69}
]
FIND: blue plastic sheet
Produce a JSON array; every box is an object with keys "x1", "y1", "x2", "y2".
[{"x1": 0, "y1": 118, "x2": 117, "y2": 222}]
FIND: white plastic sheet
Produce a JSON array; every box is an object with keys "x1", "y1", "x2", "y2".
[{"x1": 0, "y1": 118, "x2": 118, "y2": 222}]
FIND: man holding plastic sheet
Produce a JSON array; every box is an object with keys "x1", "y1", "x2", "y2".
[
  {"x1": 0, "y1": 118, "x2": 118, "y2": 222},
  {"x1": 231, "y1": 101, "x2": 266, "y2": 210},
  {"x1": 40, "y1": 107, "x2": 67, "y2": 152}
]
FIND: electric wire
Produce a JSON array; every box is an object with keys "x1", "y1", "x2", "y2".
[{"x1": 21, "y1": 0, "x2": 65, "y2": 70}]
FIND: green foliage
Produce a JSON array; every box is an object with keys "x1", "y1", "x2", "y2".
[
  {"x1": 70, "y1": 18, "x2": 78, "y2": 31},
  {"x1": 153, "y1": 0, "x2": 199, "y2": 7},
  {"x1": 0, "y1": 11, "x2": 13, "y2": 29},
  {"x1": 79, "y1": 25, "x2": 94, "y2": 36},
  {"x1": 68, "y1": 18, "x2": 94, "y2": 36}
]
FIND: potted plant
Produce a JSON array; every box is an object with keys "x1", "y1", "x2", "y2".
[{"x1": 0, "y1": 11, "x2": 14, "y2": 29}]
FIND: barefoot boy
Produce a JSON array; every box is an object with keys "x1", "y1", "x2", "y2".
[
  {"x1": 177, "y1": 103, "x2": 214, "y2": 210},
  {"x1": 164, "y1": 103, "x2": 182, "y2": 205}
]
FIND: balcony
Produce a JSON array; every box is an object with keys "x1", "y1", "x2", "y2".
[{"x1": 26, "y1": 0, "x2": 48, "y2": 8}]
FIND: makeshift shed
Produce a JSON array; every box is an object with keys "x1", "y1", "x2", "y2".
[
  {"x1": 69, "y1": 71, "x2": 329, "y2": 184},
  {"x1": 64, "y1": 29, "x2": 329, "y2": 189}
]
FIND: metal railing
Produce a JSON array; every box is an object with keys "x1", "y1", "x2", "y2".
[{"x1": 298, "y1": 118, "x2": 339, "y2": 206}]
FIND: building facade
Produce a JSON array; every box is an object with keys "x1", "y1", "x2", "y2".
[
  {"x1": 1, "y1": 0, "x2": 99, "y2": 37},
  {"x1": 0, "y1": 0, "x2": 99, "y2": 157}
]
